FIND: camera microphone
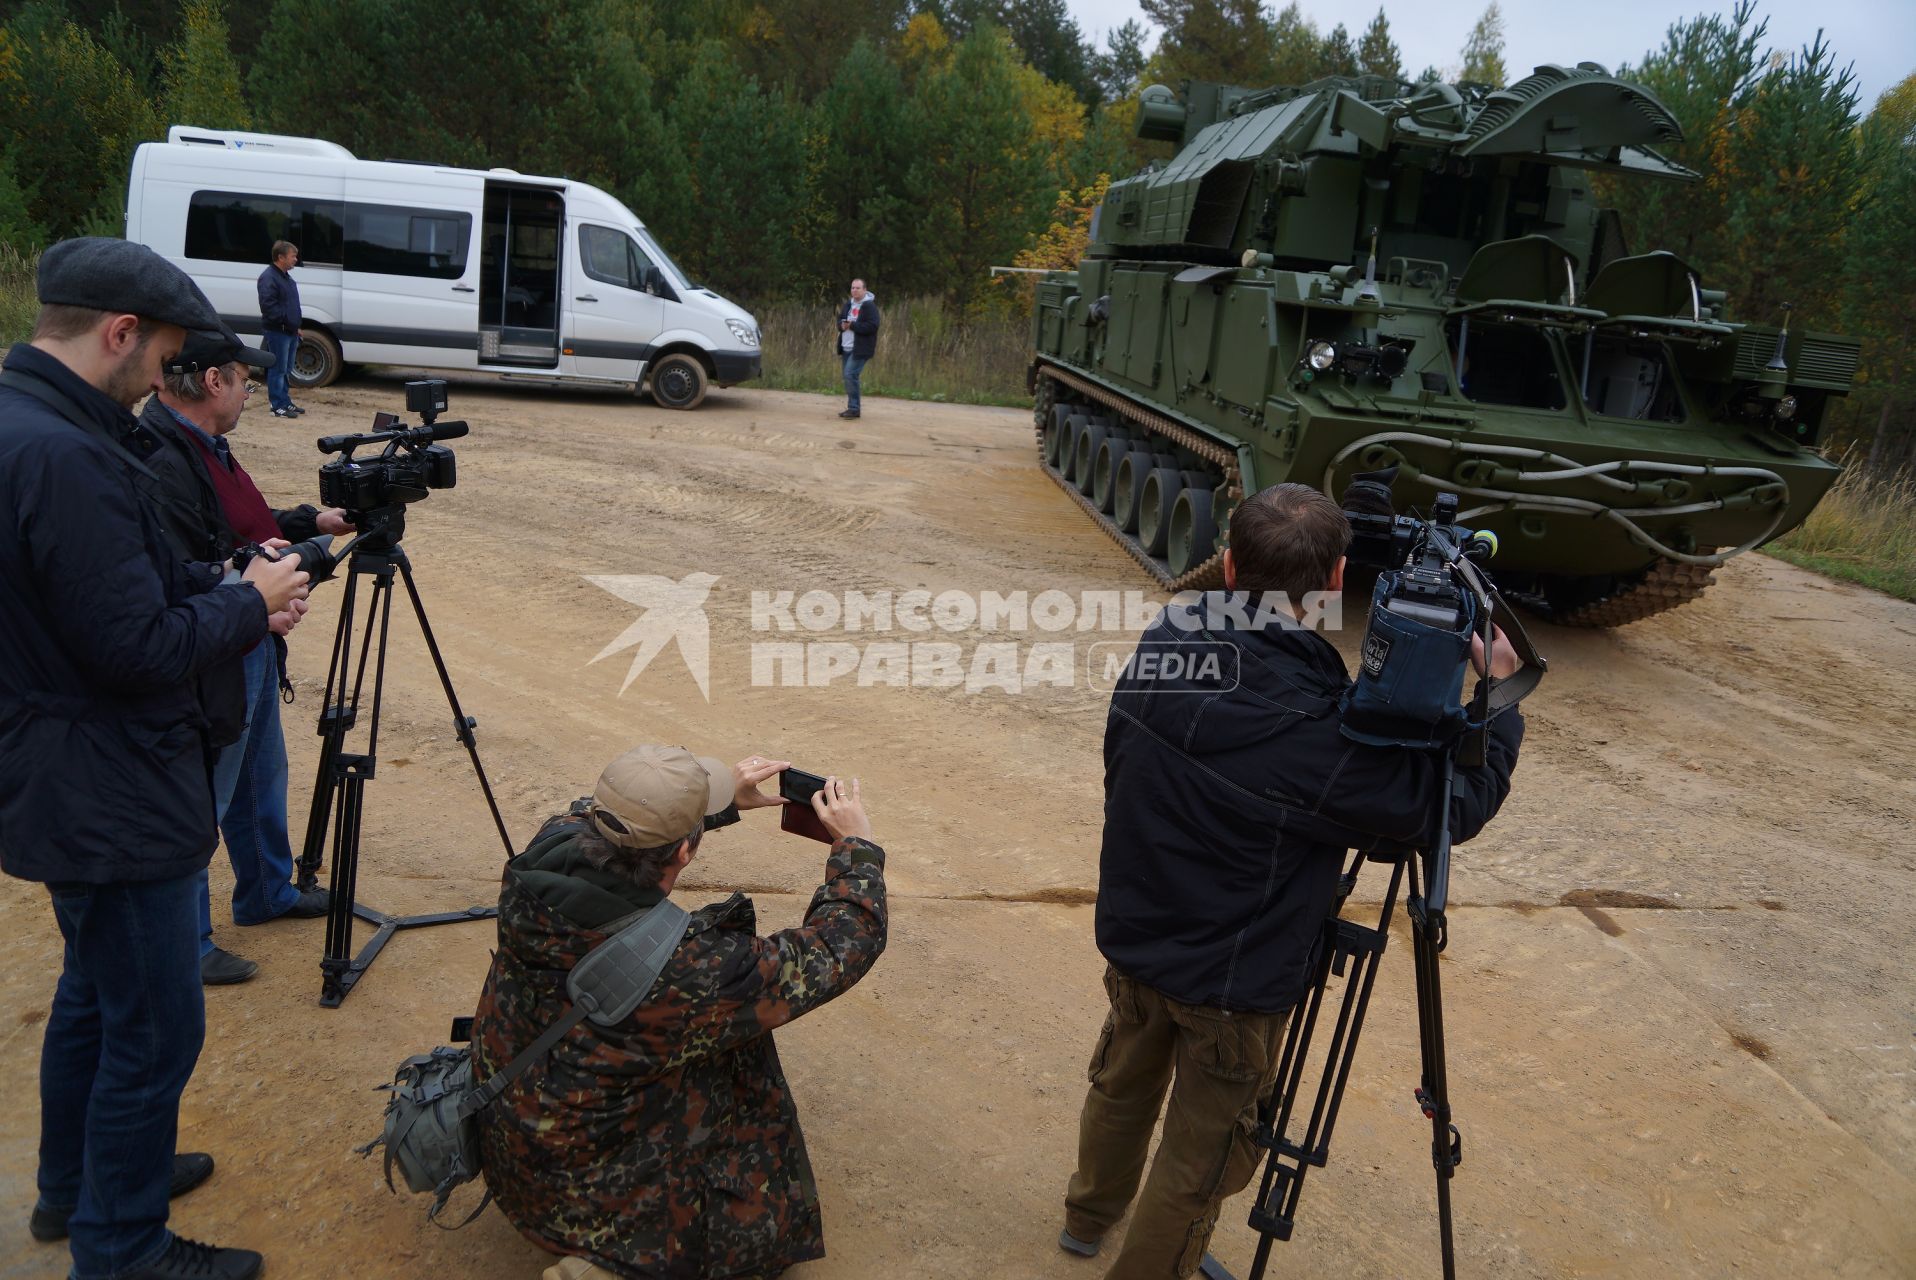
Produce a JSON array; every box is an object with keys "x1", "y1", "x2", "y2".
[
  {"x1": 422, "y1": 420, "x2": 468, "y2": 442},
  {"x1": 1465, "y1": 529, "x2": 1498, "y2": 561}
]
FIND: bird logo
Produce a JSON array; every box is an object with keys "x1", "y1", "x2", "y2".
[{"x1": 584, "y1": 573, "x2": 720, "y2": 700}]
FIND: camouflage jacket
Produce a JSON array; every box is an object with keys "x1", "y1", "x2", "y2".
[{"x1": 472, "y1": 813, "x2": 888, "y2": 1279}]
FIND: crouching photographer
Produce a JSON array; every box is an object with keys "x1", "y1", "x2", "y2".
[
  {"x1": 471, "y1": 747, "x2": 887, "y2": 1279},
  {"x1": 1060, "y1": 482, "x2": 1525, "y2": 1279}
]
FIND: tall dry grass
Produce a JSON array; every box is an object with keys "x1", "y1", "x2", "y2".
[
  {"x1": 0, "y1": 244, "x2": 36, "y2": 347},
  {"x1": 1768, "y1": 465, "x2": 1916, "y2": 601},
  {"x1": 755, "y1": 295, "x2": 1031, "y2": 407}
]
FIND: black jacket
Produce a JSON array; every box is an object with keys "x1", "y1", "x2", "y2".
[
  {"x1": 127, "y1": 396, "x2": 323, "y2": 736},
  {"x1": 1095, "y1": 596, "x2": 1524, "y2": 1013},
  {"x1": 834, "y1": 295, "x2": 879, "y2": 360},
  {"x1": 257, "y1": 264, "x2": 302, "y2": 333},
  {"x1": 0, "y1": 344, "x2": 268, "y2": 884}
]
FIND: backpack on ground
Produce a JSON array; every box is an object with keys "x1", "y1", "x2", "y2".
[{"x1": 359, "y1": 898, "x2": 691, "y2": 1225}]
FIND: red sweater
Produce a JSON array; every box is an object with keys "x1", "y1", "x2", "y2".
[{"x1": 180, "y1": 428, "x2": 280, "y2": 547}]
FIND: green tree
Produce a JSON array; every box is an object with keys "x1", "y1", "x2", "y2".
[
  {"x1": 161, "y1": 0, "x2": 251, "y2": 129},
  {"x1": 803, "y1": 36, "x2": 919, "y2": 296},
  {"x1": 661, "y1": 41, "x2": 808, "y2": 302},
  {"x1": 1605, "y1": 1, "x2": 1769, "y2": 264},
  {"x1": 1846, "y1": 79, "x2": 1916, "y2": 470},
  {"x1": 1356, "y1": 9, "x2": 1401, "y2": 81},
  {"x1": 1320, "y1": 22, "x2": 1356, "y2": 77},
  {"x1": 1269, "y1": 3, "x2": 1326, "y2": 85},
  {"x1": 0, "y1": 148, "x2": 47, "y2": 251},
  {"x1": 0, "y1": 2, "x2": 160, "y2": 236},
  {"x1": 1092, "y1": 18, "x2": 1147, "y2": 101},
  {"x1": 906, "y1": 25, "x2": 1052, "y2": 310},
  {"x1": 1142, "y1": 0, "x2": 1274, "y2": 86},
  {"x1": 1712, "y1": 33, "x2": 1863, "y2": 328},
  {"x1": 1459, "y1": 1, "x2": 1506, "y2": 87},
  {"x1": 1002, "y1": 0, "x2": 1097, "y2": 104}
]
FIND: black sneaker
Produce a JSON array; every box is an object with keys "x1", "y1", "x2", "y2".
[
  {"x1": 278, "y1": 886, "x2": 330, "y2": 919},
  {"x1": 200, "y1": 947, "x2": 258, "y2": 986},
  {"x1": 28, "y1": 1153, "x2": 216, "y2": 1242},
  {"x1": 271, "y1": 407, "x2": 293, "y2": 418},
  {"x1": 120, "y1": 1234, "x2": 262, "y2": 1280},
  {"x1": 838, "y1": 409, "x2": 860, "y2": 419},
  {"x1": 286, "y1": 404, "x2": 306, "y2": 416}
]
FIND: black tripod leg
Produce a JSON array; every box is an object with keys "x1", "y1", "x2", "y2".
[
  {"x1": 1242, "y1": 855, "x2": 1405, "y2": 1280},
  {"x1": 394, "y1": 551, "x2": 514, "y2": 858},
  {"x1": 1409, "y1": 860, "x2": 1461, "y2": 1280},
  {"x1": 296, "y1": 560, "x2": 363, "y2": 890}
]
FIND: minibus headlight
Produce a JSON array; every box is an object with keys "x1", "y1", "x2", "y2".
[{"x1": 726, "y1": 319, "x2": 759, "y2": 347}]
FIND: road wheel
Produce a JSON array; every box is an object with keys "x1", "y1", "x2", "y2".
[
  {"x1": 1092, "y1": 433, "x2": 1131, "y2": 513},
  {"x1": 292, "y1": 329, "x2": 341, "y2": 388},
  {"x1": 1073, "y1": 421, "x2": 1109, "y2": 495},
  {"x1": 650, "y1": 354, "x2": 708, "y2": 410},
  {"x1": 1051, "y1": 412, "x2": 1084, "y2": 469},
  {"x1": 1168, "y1": 485, "x2": 1218, "y2": 577},
  {"x1": 1138, "y1": 466, "x2": 1187, "y2": 557}
]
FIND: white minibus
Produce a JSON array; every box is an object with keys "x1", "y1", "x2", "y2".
[{"x1": 126, "y1": 126, "x2": 760, "y2": 409}]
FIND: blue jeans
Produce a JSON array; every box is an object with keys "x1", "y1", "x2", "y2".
[
  {"x1": 198, "y1": 641, "x2": 299, "y2": 953},
  {"x1": 263, "y1": 329, "x2": 296, "y2": 410},
  {"x1": 37, "y1": 874, "x2": 206, "y2": 1278},
  {"x1": 842, "y1": 352, "x2": 868, "y2": 412}
]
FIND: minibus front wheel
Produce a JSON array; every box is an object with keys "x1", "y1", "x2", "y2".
[
  {"x1": 292, "y1": 329, "x2": 343, "y2": 389},
  {"x1": 648, "y1": 353, "x2": 708, "y2": 411}
]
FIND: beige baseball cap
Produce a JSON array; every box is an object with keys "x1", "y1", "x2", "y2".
[{"x1": 590, "y1": 745, "x2": 731, "y2": 850}]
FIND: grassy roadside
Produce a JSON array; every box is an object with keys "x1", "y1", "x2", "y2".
[
  {"x1": 1767, "y1": 466, "x2": 1916, "y2": 602},
  {"x1": 755, "y1": 296, "x2": 1031, "y2": 408},
  {"x1": 0, "y1": 244, "x2": 35, "y2": 346}
]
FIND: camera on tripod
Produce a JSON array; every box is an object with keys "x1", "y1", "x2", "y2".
[
  {"x1": 1339, "y1": 471, "x2": 1505, "y2": 752},
  {"x1": 316, "y1": 379, "x2": 465, "y2": 519}
]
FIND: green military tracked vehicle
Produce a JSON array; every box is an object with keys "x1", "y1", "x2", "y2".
[{"x1": 1029, "y1": 66, "x2": 1859, "y2": 624}]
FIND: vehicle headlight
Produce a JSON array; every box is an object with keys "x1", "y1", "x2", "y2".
[
  {"x1": 1306, "y1": 341, "x2": 1338, "y2": 371},
  {"x1": 1774, "y1": 394, "x2": 1797, "y2": 421},
  {"x1": 726, "y1": 319, "x2": 759, "y2": 347}
]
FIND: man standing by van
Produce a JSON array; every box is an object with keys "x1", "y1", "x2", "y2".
[
  {"x1": 835, "y1": 279, "x2": 878, "y2": 420},
  {"x1": 256, "y1": 241, "x2": 302, "y2": 419}
]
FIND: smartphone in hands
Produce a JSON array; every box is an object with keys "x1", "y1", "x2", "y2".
[{"x1": 777, "y1": 767, "x2": 833, "y2": 842}]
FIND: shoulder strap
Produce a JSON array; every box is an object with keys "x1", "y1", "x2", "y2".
[
  {"x1": 458, "y1": 899, "x2": 692, "y2": 1118},
  {"x1": 0, "y1": 369, "x2": 167, "y2": 488}
]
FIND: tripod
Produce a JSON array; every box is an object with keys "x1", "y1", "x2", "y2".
[
  {"x1": 1216, "y1": 750, "x2": 1465, "y2": 1280},
  {"x1": 295, "y1": 515, "x2": 515, "y2": 1007}
]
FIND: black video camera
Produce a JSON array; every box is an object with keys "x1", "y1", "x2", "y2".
[
  {"x1": 316, "y1": 380, "x2": 464, "y2": 519},
  {"x1": 1338, "y1": 469, "x2": 1520, "y2": 752}
]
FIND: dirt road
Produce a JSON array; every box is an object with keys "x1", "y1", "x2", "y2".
[{"x1": 4, "y1": 379, "x2": 1912, "y2": 1279}]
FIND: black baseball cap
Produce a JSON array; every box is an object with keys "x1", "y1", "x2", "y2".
[
  {"x1": 164, "y1": 321, "x2": 276, "y2": 376},
  {"x1": 37, "y1": 236, "x2": 221, "y2": 333}
]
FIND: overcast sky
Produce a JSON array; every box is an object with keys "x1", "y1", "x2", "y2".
[{"x1": 1066, "y1": 0, "x2": 1914, "y2": 115}]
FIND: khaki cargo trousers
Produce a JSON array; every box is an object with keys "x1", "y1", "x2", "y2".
[{"x1": 1065, "y1": 966, "x2": 1289, "y2": 1279}]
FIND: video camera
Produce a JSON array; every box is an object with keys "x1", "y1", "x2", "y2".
[
  {"x1": 316, "y1": 375, "x2": 465, "y2": 544},
  {"x1": 317, "y1": 379, "x2": 464, "y2": 518},
  {"x1": 1337, "y1": 468, "x2": 1540, "y2": 756},
  {"x1": 228, "y1": 381, "x2": 468, "y2": 581}
]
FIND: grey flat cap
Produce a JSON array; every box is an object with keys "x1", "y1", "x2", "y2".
[
  {"x1": 37, "y1": 236, "x2": 221, "y2": 333},
  {"x1": 166, "y1": 321, "x2": 275, "y2": 375}
]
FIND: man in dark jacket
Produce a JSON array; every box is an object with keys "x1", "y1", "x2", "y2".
[
  {"x1": 1060, "y1": 483, "x2": 1525, "y2": 1278},
  {"x1": 255, "y1": 240, "x2": 302, "y2": 418},
  {"x1": 833, "y1": 279, "x2": 879, "y2": 419},
  {"x1": 133, "y1": 321, "x2": 353, "y2": 984},
  {"x1": 1, "y1": 237, "x2": 310, "y2": 1280},
  {"x1": 473, "y1": 747, "x2": 888, "y2": 1279}
]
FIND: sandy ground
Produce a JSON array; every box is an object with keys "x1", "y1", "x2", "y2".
[{"x1": 3, "y1": 377, "x2": 1913, "y2": 1280}]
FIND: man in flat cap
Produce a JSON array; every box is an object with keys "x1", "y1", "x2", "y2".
[
  {"x1": 0, "y1": 237, "x2": 309, "y2": 1280},
  {"x1": 472, "y1": 748, "x2": 889, "y2": 1279},
  {"x1": 131, "y1": 322, "x2": 355, "y2": 984}
]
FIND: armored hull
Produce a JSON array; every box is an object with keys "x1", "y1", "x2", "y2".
[{"x1": 1030, "y1": 68, "x2": 1855, "y2": 624}]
